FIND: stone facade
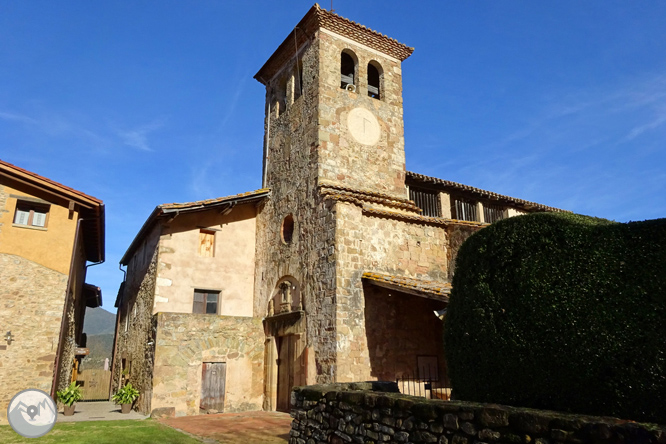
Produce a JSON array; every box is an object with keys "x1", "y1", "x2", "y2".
[
  {"x1": 151, "y1": 313, "x2": 265, "y2": 416},
  {"x1": 114, "y1": 196, "x2": 266, "y2": 415},
  {"x1": 112, "y1": 235, "x2": 159, "y2": 413},
  {"x1": 0, "y1": 254, "x2": 67, "y2": 422},
  {"x1": 290, "y1": 383, "x2": 666, "y2": 444}
]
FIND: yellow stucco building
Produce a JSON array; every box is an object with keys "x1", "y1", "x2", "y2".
[{"x1": 0, "y1": 159, "x2": 105, "y2": 422}]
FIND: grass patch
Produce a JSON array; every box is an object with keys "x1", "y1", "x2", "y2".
[{"x1": 0, "y1": 419, "x2": 202, "y2": 444}]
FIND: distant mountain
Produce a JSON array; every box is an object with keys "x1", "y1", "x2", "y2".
[
  {"x1": 83, "y1": 307, "x2": 116, "y2": 336},
  {"x1": 80, "y1": 334, "x2": 114, "y2": 370}
]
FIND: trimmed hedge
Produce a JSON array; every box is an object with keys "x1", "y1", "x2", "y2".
[{"x1": 444, "y1": 212, "x2": 666, "y2": 424}]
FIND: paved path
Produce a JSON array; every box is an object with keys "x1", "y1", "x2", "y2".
[
  {"x1": 160, "y1": 411, "x2": 293, "y2": 444},
  {"x1": 56, "y1": 401, "x2": 149, "y2": 422}
]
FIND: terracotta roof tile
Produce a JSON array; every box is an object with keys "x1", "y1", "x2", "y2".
[
  {"x1": 159, "y1": 188, "x2": 270, "y2": 210},
  {"x1": 363, "y1": 207, "x2": 489, "y2": 228},
  {"x1": 314, "y1": 4, "x2": 414, "y2": 61},
  {"x1": 120, "y1": 188, "x2": 270, "y2": 265},
  {"x1": 255, "y1": 4, "x2": 413, "y2": 83},
  {"x1": 363, "y1": 272, "x2": 451, "y2": 301},
  {"x1": 319, "y1": 181, "x2": 419, "y2": 211},
  {"x1": 406, "y1": 171, "x2": 568, "y2": 213}
]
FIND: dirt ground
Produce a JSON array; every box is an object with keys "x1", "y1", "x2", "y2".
[{"x1": 159, "y1": 411, "x2": 292, "y2": 444}]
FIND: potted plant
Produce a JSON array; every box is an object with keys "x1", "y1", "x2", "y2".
[
  {"x1": 56, "y1": 381, "x2": 83, "y2": 416},
  {"x1": 112, "y1": 383, "x2": 140, "y2": 414}
]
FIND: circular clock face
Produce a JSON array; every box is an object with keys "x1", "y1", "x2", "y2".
[{"x1": 347, "y1": 107, "x2": 381, "y2": 146}]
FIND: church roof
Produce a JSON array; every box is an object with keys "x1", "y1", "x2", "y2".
[
  {"x1": 362, "y1": 272, "x2": 451, "y2": 302},
  {"x1": 406, "y1": 171, "x2": 568, "y2": 213},
  {"x1": 255, "y1": 3, "x2": 414, "y2": 84}
]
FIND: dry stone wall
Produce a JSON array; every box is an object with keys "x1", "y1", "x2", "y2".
[
  {"x1": 151, "y1": 313, "x2": 265, "y2": 416},
  {"x1": 0, "y1": 253, "x2": 67, "y2": 423},
  {"x1": 290, "y1": 383, "x2": 666, "y2": 444}
]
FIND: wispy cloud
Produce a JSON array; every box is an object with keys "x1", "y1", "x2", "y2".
[
  {"x1": 0, "y1": 108, "x2": 109, "y2": 148},
  {"x1": 115, "y1": 120, "x2": 165, "y2": 152},
  {"x1": 620, "y1": 110, "x2": 666, "y2": 143},
  {"x1": 0, "y1": 111, "x2": 38, "y2": 125}
]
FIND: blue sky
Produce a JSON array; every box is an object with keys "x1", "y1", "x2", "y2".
[{"x1": 1, "y1": 1, "x2": 665, "y2": 313}]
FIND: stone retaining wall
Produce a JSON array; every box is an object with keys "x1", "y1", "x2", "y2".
[{"x1": 290, "y1": 383, "x2": 666, "y2": 444}]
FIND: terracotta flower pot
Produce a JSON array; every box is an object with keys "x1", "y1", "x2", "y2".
[
  {"x1": 121, "y1": 403, "x2": 132, "y2": 414},
  {"x1": 63, "y1": 404, "x2": 76, "y2": 416}
]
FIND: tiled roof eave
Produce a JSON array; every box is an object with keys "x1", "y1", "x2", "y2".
[
  {"x1": 255, "y1": 4, "x2": 413, "y2": 83},
  {"x1": 120, "y1": 189, "x2": 270, "y2": 265},
  {"x1": 362, "y1": 207, "x2": 489, "y2": 228},
  {"x1": 362, "y1": 272, "x2": 451, "y2": 303}
]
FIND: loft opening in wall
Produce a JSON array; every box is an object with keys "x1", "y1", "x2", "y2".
[
  {"x1": 367, "y1": 61, "x2": 382, "y2": 99},
  {"x1": 199, "y1": 229, "x2": 215, "y2": 257},
  {"x1": 340, "y1": 50, "x2": 357, "y2": 90}
]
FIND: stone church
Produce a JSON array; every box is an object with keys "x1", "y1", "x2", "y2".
[{"x1": 113, "y1": 4, "x2": 563, "y2": 417}]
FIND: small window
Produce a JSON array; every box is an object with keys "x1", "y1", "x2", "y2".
[
  {"x1": 341, "y1": 51, "x2": 357, "y2": 90},
  {"x1": 281, "y1": 214, "x2": 294, "y2": 244},
  {"x1": 199, "y1": 230, "x2": 215, "y2": 257},
  {"x1": 293, "y1": 62, "x2": 303, "y2": 101},
  {"x1": 451, "y1": 196, "x2": 478, "y2": 221},
  {"x1": 193, "y1": 290, "x2": 219, "y2": 314},
  {"x1": 367, "y1": 61, "x2": 382, "y2": 99},
  {"x1": 13, "y1": 202, "x2": 49, "y2": 228}
]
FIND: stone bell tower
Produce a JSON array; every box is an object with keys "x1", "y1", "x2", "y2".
[
  {"x1": 253, "y1": 4, "x2": 414, "y2": 410},
  {"x1": 255, "y1": 3, "x2": 414, "y2": 199}
]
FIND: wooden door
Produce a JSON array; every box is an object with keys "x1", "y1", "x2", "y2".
[
  {"x1": 276, "y1": 336, "x2": 295, "y2": 412},
  {"x1": 201, "y1": 362, "x2": 226, "y2": 412}
]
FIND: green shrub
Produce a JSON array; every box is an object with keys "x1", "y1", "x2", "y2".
[
  {"x1": 112, "y1": 383, "x2": 140, "y2": 405},
  {"x1": 56, "y1": 381, "x2": 83, "y2": 407},
  {"x1": 444, "y1": 212, "x2": 666, "y2": 424}
]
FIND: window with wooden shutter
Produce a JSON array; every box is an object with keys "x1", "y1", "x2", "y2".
[
  {"x1": 193, "y1": 290, "x2": 219, "y2": 315},
  {"x1": 13, "y1": 201, "x2": 50, "y2": 228},
  {"x1": 199, "y1": 230, "x2": 215, "y2": 257}
]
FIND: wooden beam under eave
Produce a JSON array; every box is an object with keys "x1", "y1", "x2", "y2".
[
  {"x1": 364, "y1": 279, "x2": 450, "y2": 303},
  {"x1": 0, "y1": 171, "x2": 97, "y2": 209}
]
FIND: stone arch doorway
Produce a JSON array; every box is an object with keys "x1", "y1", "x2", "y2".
[{"x1": 263, "y1": 276, "x2": 307, "y2": 412}]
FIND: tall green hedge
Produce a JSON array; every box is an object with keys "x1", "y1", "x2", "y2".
[{"x1": 444, "y1": 212, "x2": 666, "y2": 424}]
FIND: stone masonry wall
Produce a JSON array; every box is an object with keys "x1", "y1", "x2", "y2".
[
  {"x1": 290, "y1": 383, "x2": 666, "y2": 444},
  {"x1": 151, "y1": 313, "x2": 265, "y2": 416},
  {"x1": 333, "y1": 202, "x2": 451, "y2": 382},
  {"x1": 0, "y1": 253, "x2": 67, "y2": 423},
  {"x1": 255, "y1": 34, "x2": 340, "y2": 383},
  {"x1": 317, "y1": 30, "x2": 407, "y2": 198},
  {"x1": 113, "y1": 232, "x2": 160, "y2": 414}
]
